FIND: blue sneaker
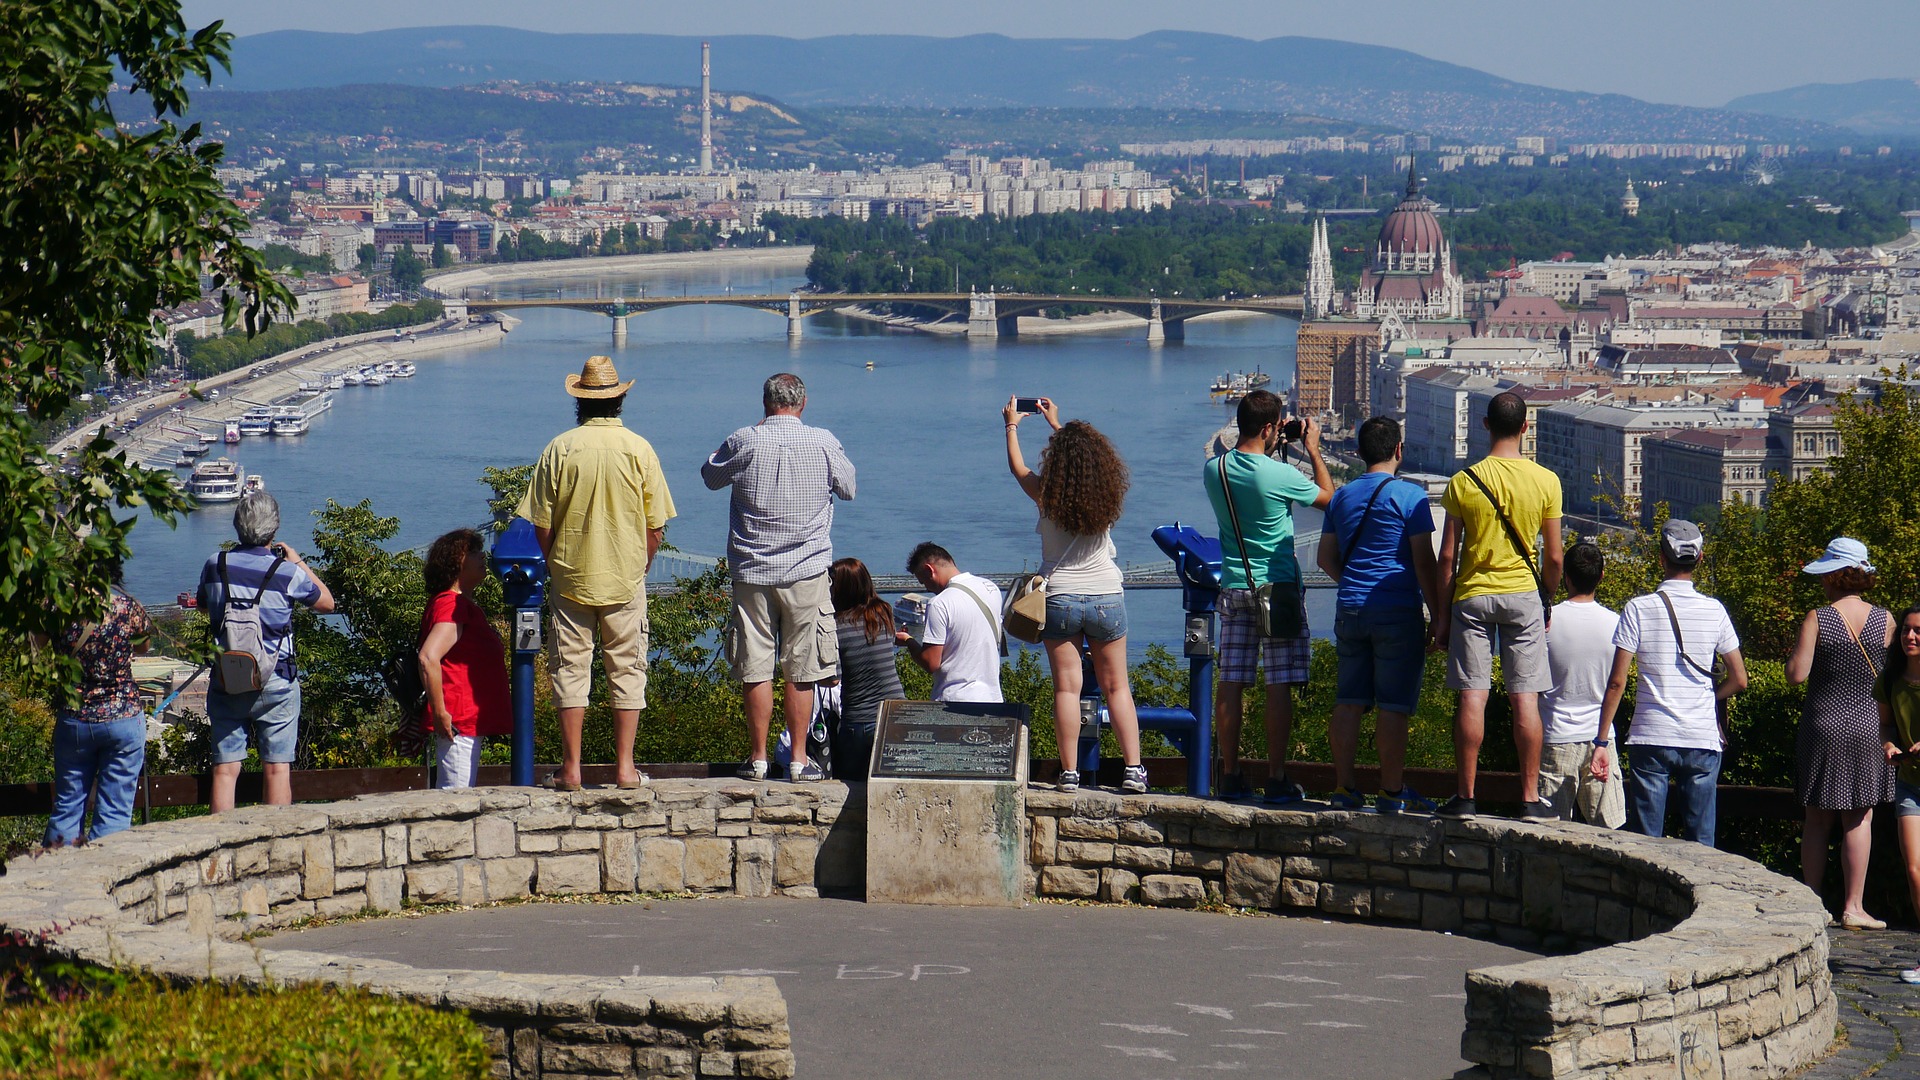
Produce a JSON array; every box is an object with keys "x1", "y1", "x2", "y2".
[
  {"x1": 1215, "y1": 772, "x2": 1251, "y2": 800},
  {"x1": 1378, "y1": 786, "x2": 1438, "y2": 816},
  {"x1": 1263, "y1": 775, "x2": 1306, "y2": 806},
  {"x1": 1327, "y1": 786, "x2": 1367, "y2": 811}
]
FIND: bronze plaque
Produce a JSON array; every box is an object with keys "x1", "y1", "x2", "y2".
[{"x1": 871, "y1": 699, "x2": 1029, "y2": 781}]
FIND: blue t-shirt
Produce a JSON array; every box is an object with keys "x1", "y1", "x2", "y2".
[
  {"x1": 1203, "y1": 450, "x2": 1323, "y2": 590},
  {"x1": 197, "y1": 545, "x2": 323, "y2": 681},
  {"x1": 1326, "y1": 472, "x2": 1435, "y2": 610}
]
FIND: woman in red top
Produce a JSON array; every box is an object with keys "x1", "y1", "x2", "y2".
[{"x1": 419, "y1": 528, "x2": 511, "y2": 789}]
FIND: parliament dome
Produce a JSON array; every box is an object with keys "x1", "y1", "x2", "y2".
[{"x1": 1377, "y1": 163, "x2": 1444, "y2": 255}]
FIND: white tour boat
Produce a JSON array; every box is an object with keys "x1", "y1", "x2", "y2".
[{"x1": 186, "y1": 457, "x2": 242, "y2": 502}]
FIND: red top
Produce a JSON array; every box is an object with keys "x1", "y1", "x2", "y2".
[{"x1": 422, "y1": 590, "x2": 511, "y2": 737}]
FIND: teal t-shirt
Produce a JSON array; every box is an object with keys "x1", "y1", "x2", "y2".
[{"x1": 1203, "y1": 449, "x2": 1322, "y2": 590}]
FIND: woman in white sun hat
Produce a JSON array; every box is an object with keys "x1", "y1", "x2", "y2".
[{"x1": 1786, "y1": 536, "x2": 1895, "y2": 930}]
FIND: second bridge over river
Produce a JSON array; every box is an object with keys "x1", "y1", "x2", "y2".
[{"x1": 451, "y1": 289, "x2": 1303, "y2": 343}]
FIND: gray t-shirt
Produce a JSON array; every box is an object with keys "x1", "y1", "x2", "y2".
[{"x1": 835, "y1": 618, "x2": 904, "y2": 732}]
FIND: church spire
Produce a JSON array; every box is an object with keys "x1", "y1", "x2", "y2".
[{"x1": 1404, "y1": 154, "x2": 1421, "y2": 198}]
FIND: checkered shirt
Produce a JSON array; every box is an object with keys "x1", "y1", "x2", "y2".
[{"x1": 701, "y1": 415, "x2": 856, "y2": 585}]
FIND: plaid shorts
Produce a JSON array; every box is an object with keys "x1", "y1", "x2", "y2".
[{"x1": 1216, "y1": 588, "x2": 1311, "y2": 686}]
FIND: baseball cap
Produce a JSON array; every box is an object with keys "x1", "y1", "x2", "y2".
[
  {"x1": 1661, "y1": 519, "x2": 1704, "y2": 564},
  {"x1": 1803, "y1": 537, "x2": 1874, "y2": 576}
]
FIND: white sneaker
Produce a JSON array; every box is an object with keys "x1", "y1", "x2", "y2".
[
  {"x1": 1901, "y1": 967, "x2": 1920, "y2": 985},
  {"x1": 736, "y1": 758, "x2": 769, "y2": 781},
  {"x1": 1120, "y1": 765, "x2": 1149, "y2": 794}
]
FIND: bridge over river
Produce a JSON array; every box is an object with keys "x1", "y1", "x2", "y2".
[{"x1": 449, "y1": 289, "x2": 1303, "y2": 344}]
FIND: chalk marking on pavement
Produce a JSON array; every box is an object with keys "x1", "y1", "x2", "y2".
[
  {"x1": 1212, "y1": 1043, "x2": 1261, "y2": 1050},
  {"x1": 1103, "y1": 1046, "x2": 1177, "y2": 1060},
  {"x1": 1304, "y1": 1021, "x2": 1366, "y2": 1029},
  {"x1": 702, "y1": 969, "x2": 800, "y2": 976},
  {"x1": 1375, "y1": 973, "x2": 1427, "y2": 980},
  {"x1": 1431, "y1": 993, "x2": 1469, "y2": 1000},
  {"x1": 1224, "y1": 1029, "x2": 1290, "y2": 1035},
  {"x1": 1277, "y1": 960, "x2": 1349, "y2": 967},
  {"x1": 1315, "y1": 993, "x2": 1404, "y2": 1004},
  {"x1": 1253, "y1": 1003, "x2": 1312, "y2": 1010},
  {"x1": 1190, "y1": 1062, "x2": 1250, "y2": 1071},
  {"x1": 833, "y1": 963, "x2": 972, "y2": 981},
  {"x1": 1173, "y1": 1003, "x2": 1235, "y2": 1019},
  {"x1": 1101, "y1": 1023, "x2": 1189, "y2": 1036},
  {"x1": 1250, "y1": 973, "x2": 1337, "y2": 984}
]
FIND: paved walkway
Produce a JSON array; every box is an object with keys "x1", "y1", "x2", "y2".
[
  {"x1": 268, "y1": 897, "x2": 1534, "y2": 1080},
  {"x1": 1801, "y1": 928, "x2": 1920, "y2": 1079}
]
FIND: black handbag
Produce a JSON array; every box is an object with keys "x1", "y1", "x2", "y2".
[
  {"x1": 1218, "y1": 453, "x2": 1304, "y2": 639},
  {"x1": 1462, "y1": 465, "x2": 1553, "y2": 627}
]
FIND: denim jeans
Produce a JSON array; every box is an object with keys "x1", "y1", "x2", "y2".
[
  {"x1": 46, "y1": 713, "x2": 147, "y2": 846},
  {"x1": 1626, "y1": 744, "x2": 1721, "y2": 847}
]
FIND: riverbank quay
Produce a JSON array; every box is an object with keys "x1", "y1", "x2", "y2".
[
  {"x1": 52, "y1": 317, "x2": 510, "y2": 465},
  {"x1": 429, "y1": 246, "x2": 815, "y2": 294},
  {"x1": 837, "y1": 302, "x2": 1267, "y2": 338}
]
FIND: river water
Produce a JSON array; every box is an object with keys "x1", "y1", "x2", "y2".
[{"x1": 123, "y1": 259, "x2": 1327, "y2": 657}]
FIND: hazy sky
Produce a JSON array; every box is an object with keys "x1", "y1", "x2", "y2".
[{"x1": 182, "y1": 0, "x2": 1915, "y2": 108}]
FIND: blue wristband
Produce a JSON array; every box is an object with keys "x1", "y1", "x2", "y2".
[{"x1": 1592, "y1": 737, "x2": 1611, "y2": 747}]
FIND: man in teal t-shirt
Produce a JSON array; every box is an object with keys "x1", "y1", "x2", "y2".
[{"x1": 1202, "y1": 389, "x2": 1333, "y2": 803}]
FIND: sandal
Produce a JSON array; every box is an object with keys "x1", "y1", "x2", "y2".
[{"x1": 543, "y1": 776, "x2": 582, "y2": 792}]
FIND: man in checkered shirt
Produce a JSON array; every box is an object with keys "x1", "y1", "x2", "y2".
[{"x1": 703, "y1": 372, "x2": 857, "y2": 783}]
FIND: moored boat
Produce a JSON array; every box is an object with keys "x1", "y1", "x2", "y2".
[
  {"x1": 186, "y1": 457, "x2": 242, "y2": 502},
  {"x1": 237, "y1": 408, "x2": 273, "y2": 437}
]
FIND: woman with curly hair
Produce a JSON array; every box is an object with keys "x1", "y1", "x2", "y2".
[
  {"x1": 1787, "y1": 537, "x2": 1895, "y2": 929},
  {"x1": 419, "y1": 528, "x2": 510, "y2": 789},
  {"x1": 829, "y1": 556, "x2": 904, "y2": 781},
  {"x1": 1004, "y1": 396, "x2": 1146, "y2": 794}
]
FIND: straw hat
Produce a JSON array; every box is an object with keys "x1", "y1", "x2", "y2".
[{"x1": 564, "y1": 355, "x2": 633, "y2": 399}]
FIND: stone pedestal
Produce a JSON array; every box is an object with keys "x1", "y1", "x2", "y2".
[{"x1": 866, "y1": 731, "x2": 1028, "y2": 907}]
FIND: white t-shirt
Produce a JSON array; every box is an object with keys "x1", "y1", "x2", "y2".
[
  {"x1": 1615, "y1": 580, "x2": 1739, "y2": 750},
  {"x1": 1038, "y1": 516, "x2": 1123, "y2": 595},
  {"x1": 1541, "y1": 599, "x2": 1621, "y2": 744},
  {"x1": 924, "y1": 572, "x2": 1004, "y2": 702}
]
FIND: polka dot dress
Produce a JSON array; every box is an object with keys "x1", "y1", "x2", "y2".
[{"x1": 1797, "y1": 606, "x2": 1896, "y2": 810}]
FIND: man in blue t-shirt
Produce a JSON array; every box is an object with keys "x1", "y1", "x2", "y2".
[
  {"x1": 1316, "y1": 417, "x2": 1439, "y2": 814},
  {"x1": 1202, "y1": 390, "x2": 1333, "y2": 803},
  {"x1": 197, "y1": 491, "x2": 333, "y2": 813}
]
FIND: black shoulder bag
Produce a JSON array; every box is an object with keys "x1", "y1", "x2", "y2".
[
  {"x1": 1461, "y1": 466, "x2": 1552, "y2": 627},
  {"x1": 1656, "y1": 588, "x2": 1733, "y2": 750},
  {"x1": 1338, "y1": 474, "x2": 1397, "y2": 572},
  {"x1": 1219, "y1": 453, "x2": 1304, "y2": 639}
]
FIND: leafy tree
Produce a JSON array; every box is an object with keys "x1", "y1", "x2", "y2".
[
  {"x1": 390, "y1": 246, "x2": 426, "y2": 292},
  {"x1": 260, "y1": 242, "x2": 333, "y2": 276},
  {"x1": 430, "y1": 241, "x2": 452, "y2": 269},
  {"x1": 0, "y1": 1, "x2": 286, "y2": 699},
  {"x1": 357, "y1": 242, "x2": 377, "y2": 273}
]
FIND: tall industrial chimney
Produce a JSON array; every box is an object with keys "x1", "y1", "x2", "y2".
[{"x1": 699, "y1": 42, "x2": 713, "y2": 174}]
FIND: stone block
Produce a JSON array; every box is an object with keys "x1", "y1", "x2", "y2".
[
  {"x1": 1634, "y1": 1020, "x2": 1676, "y2": 1061},
  {"x1": 866, "y1": 778, "x2": 1026, "y2": 907},
  {"x1": 573, "y1": 812, "x2": 621, "y2": 829},
  {"x1": 735, "y1": 838, "x2": 775, "y2": 898},
  {"x1": 1057, "y1": 841, "x2": 1114, "y2": 866},
  {"x1": 1375, "y1": 887, "x2": 1421, "y2": 921},
  {"x1": 1223, "y1": 853, "x2": 1281, "y2": 909},
  {"x1": 1117, "y1": 820, "x2": 1165, "y2": 845},
  {"x1": 484, "y1": 858, "x2": 534, "y2": 902},
  {"x1": 1028, "y1": 814, "x2": 1057, "y2": 865},
  {"x1": 537, "y1": 854, "x2": 602, "y2": 895},
  {"x1": 382, "y1": 823, "x2": 408, "y2": 867},
  {"x1": 1112, "y1": 845, "x2": 1173, "y2": 873},
  {"x1": 408, "y1": 819, "x2": 477, "y2": 862},
  {"x1": 1320, "y1": 883, "x2": 1372, "y2": 917},
  {"x1": 685, "y1": 838, "x2": 734, "y2": 891},
  {"x1": 1421, "y1": 895, "x2": 1463, "y2": 933},
  {"x1": 755, "y1": 804, "x2": 811, "y2": 825},
  {"x1": 518, "y1": 832, "x2": 560, "y2": 854},
  {"x1": 1039, "y1": 866, "x2": 1099, "y2": 898},
  {"x1": 475, "y1": 816, "x2": 517, "y2": 860},
  {"x1": 1172, "y1": 849, "x2": 1225, "y2": 874},
  {"x1": 542, "y1": 1042, "x2": 633, "y2": 1074},
  {"x1": 602, "y1": 833, "x2": 638, "y2": 893},
  {"x1": 1191, "y1": 826, "x2": 1250, "y2": 849},
  {"x1": 1101, "y1": 868, "x2": 1139, "y2": 903},
  {"x1": 773, "y1": 838, "x2": 818, "y2": 887},
  {"x1": 1444, "y1": 842, "x2": 1490, "y2": 870},
  {"x1": 1138, "y1": 874, "x2": 1205, "y2": 908},
  {"x1": 1408, "y1": 868, "x2": 1455, "y2": 892},
  {"x1": 561, "y1": 830, "x2": 605, "y2": 852},
  {"x1": 1575, "y1": 1028, "x2": 1635, "y2": 1068},
  {"x1": 638, "y1": 838, "x2": 688, "y2": 893},
  {"x1": 1279, "y1": 877, "x2": 1319, "y2": 908},
  {"x1": 333, "y1": 830, "x2": 383, "y2": 869},
  {"x1": 232, "y1": 842, "x2": 269, "y2": 878},
  {"x1": 1058, "y1": 818, "x2": 1118, "y2": 841},
  {"x1": 407, "y1": 863, "x2": 460, "y2": 905},
  {"x1": 365, "y1": 867, "x2": 404, "y2": 912},
  {"x1": 301, "y1": 834, "x2": 335, "y2": 900},
  {"x1": 737, "y1": 1049, "x2": 797, "y2": 1079},
  {"x1": 672, "y1": 808, "x2": 718, "y2": 835}
]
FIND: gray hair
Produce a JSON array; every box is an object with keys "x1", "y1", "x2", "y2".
[
  {"x1": 763, "y1": 372, "x2": 806, "y2": 410},
  {"x1": 234, "y1": 490, "x2": 281, "y2": 547}
]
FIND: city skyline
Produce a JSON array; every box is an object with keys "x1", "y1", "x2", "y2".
[{"x1": 179, "y1": 0, "x2": 1916, "y2": 111}]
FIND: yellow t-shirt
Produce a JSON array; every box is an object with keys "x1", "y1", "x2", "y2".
[
  {"x1": 517, "y1": 418, "x2": 677, "y2": 606},
  {"x1": 1441, "y1": 455, "x2": 1562, "y2": 602}
]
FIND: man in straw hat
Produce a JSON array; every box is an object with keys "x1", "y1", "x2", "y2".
[
  {"x1": 517, "y1": 355, "x2": 676, "y2": 791},
  {"x1": 703, "y1": 372, "x2": 856, "y2": 783}
]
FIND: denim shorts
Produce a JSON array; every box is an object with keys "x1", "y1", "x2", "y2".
[
  {"x1": 1334, "y1": 605, "x2": 1427, "y2": 714},
  {"x1": 1042, "y1": 592, "x2": 1128, "y2": 642},
  {"x1": 1897, "y1": 778, "x2": 1920, "y2": 818},
  {"x1": 209, "y1": 676, "x2": 301, "y2": 764}
]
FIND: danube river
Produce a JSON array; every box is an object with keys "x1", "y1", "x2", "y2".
[{"x1": 123, "y1": 256, "x2": 1326, "y2": 657}]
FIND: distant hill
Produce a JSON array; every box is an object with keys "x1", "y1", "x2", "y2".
[
  {"x1": 1727, "y1": 79, "x2": 1920, "y2": 140},
  {"x1": 218, "y1": 27, "x2": 1837, "y2": 145}
]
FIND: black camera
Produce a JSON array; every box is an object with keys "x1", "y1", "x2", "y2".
[{"x1": 1282, "y1": 419, "x2": 1305, "y2": 442}]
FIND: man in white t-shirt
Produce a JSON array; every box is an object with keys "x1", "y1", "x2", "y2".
[
  {"x1": 1590, "y1": 520, "x2": 1748, "y2": 847},
  {"x1": 898, "y1": 542, "x2": 1004, "y2": 703},
  {"x1": 1538, "y1": 542, "x2": 1625, "y2": 827}
]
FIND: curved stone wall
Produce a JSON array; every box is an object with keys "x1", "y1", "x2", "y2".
[{"x1": 0, "y1": 782, "x2": 1832, "y2": 1080}]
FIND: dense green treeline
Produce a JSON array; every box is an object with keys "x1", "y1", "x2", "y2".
[
  {"x1": 175, "y1": 300, "x2": 444, "y2": 379},
  {"x1": 493, "y1": 221, "x2": 722, "y2": 263}
]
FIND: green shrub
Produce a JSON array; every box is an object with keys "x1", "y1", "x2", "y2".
[{"x1": 0, "y1": 976, "x2": 489, "y2": 1079}]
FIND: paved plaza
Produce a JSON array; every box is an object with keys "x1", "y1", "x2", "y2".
[
  {"x1": 270, "y1": 897, "x2": 1538, "y2": 1079},
  {"x1": 1801, "y1": 928, "x2": 1920, "y2": 1080}
]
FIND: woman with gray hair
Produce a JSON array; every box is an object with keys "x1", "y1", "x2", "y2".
[{"x1": 195, "y1": 490, "x2": 335, "y2": 812}]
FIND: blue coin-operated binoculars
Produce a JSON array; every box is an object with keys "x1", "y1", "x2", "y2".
[
  {"x1": 1073, "y1": 522, "x2": 1222, "y2": 796},
  {"x1": 491, "y1": 518, "x2": 547, "y2": 787}
]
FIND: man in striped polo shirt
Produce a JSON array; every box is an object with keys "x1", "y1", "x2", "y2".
[{"x1": 1589, "y1": 519, "x2": 1749, "y2": 846}]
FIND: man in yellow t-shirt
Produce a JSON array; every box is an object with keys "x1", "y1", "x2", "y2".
[
  {"x1": 1433, "y1": 391, "x2": 1563, "y2": 821},
  {"x1": 517, "y1": 355, "x2": 677, "y2": 791}
]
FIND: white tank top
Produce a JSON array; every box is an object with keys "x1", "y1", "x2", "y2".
[{"x1": 1038, "y1": 516, "x2": 1123, "y2": 595}]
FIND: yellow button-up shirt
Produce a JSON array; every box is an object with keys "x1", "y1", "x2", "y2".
[{"x1": 517, "y1": 418, "x2": 676, "y2": 606}]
